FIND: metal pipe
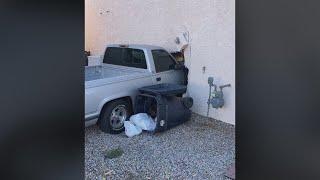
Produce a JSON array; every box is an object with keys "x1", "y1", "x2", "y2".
[{"x1": 207, "y1": 85, "x2": 212, "y2": 117}]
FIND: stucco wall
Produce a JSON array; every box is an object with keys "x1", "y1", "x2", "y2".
[{"x1": 85, "y1": 0, "x2": 235, "y2": 124}]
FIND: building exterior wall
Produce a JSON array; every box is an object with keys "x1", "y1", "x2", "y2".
[{"x1": 85, "y1": 0, "x2": 235, "y2": 124}]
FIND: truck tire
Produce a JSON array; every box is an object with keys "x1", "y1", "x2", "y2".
[{"x1": 99, "y1": 99, "x2": 132, "y2": 134}]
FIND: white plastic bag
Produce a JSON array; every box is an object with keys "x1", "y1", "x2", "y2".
[
  {"x1": 124, "y1": 121, "x2": 142, "y2": 137},
  {"x1": 130, "y1": 113, "x2": 156, "y2": 131}
]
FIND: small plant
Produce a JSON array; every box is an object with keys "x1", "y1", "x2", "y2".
[{"x1": 104, "y1": 147, "x2": 124, "y2": 159}]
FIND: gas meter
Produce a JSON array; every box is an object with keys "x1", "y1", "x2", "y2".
[{"x1": 207, "y1": 77, "x2": 231, "y2": 116}]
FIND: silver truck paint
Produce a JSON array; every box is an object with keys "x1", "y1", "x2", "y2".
[{"x1": 85, "y1": 44, "x2": 185, "y2": 127}]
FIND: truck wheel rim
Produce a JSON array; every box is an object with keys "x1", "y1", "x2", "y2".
[{"x1": 110, "y1": 105, "x2": 127, "y2": 130}]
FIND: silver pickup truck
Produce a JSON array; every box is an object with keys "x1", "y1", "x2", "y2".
[{"x1": 85, "y1": 44, "x2": 187, "y2": 134}]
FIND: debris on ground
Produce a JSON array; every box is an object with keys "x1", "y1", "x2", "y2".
[
  {"x1": 130, "y1": 113, "x2": 156, "y2": 131},
  {"x1": 103, "y1": 147, "x2": 124, "y2": 159},
  {"x1": 101, "y1": 170, "x2": 114, "y2": 180},
  {"x1": 124, "y1": 113, "x2": 156, "y2": 137},
  {"x1": 124, "y1": 121, "x2": 142, "y2": 137}
]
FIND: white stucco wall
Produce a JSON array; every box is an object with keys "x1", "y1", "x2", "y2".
[{"x1": 85, "y1": 0, "x2": 235, "y2": 124}]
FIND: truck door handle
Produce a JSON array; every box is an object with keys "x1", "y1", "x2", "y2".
[{"x1": 156, "y1": 77, "x2": 161, "y2": 81}]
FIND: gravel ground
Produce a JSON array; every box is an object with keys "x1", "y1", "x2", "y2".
[{"x1": 85, "y1": 113, "x2": 235, "y2": 180}]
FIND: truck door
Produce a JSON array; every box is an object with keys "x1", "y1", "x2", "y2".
[{"x1": 151, "y1": 49, "x2": 185, "y2": 85}]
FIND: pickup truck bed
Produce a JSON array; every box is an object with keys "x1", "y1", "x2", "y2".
[{"x1": 85, "y1": 64, "x2": 151, "y2": 88}]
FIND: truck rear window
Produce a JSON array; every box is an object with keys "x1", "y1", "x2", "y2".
[{"x1": 103, "y1": 47, "x2": 147, "y2": 69}]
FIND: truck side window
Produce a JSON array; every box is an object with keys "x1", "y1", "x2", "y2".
[
  {"x1": 103, "y1": 47, "x2": 147, "y2": 69},
  {"x1": 152, "y1": 49, "x2": 177, "y2": 73}
]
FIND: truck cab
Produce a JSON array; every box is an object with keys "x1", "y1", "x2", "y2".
[{"x1": 103, "y1": 44, "x2": 186, "y2": 85}]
